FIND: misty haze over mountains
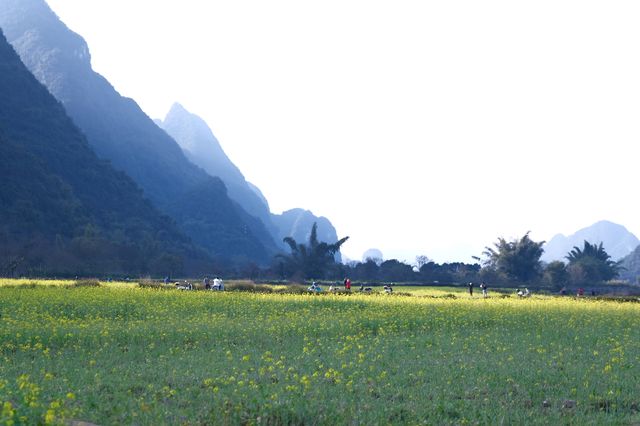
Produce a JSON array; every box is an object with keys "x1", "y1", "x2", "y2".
[
  {"x1": 158, "y1": 103, "x2": 341, "y2": 259},
  {"x1": 542, "y1": 221, "x2": 639, "y2": 263}
]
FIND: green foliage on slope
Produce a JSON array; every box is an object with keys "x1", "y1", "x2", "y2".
[{"x1": 0, "y1": 30, "x2": 206, "y2": 276}]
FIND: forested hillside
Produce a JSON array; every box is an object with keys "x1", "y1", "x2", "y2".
[{"x1": 0, "y1": 30, "x2": 206, "y2": 276}]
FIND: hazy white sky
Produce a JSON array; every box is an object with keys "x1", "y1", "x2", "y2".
[{"x1": 45, "y1": 0, "x2": 640, "y2": 263}]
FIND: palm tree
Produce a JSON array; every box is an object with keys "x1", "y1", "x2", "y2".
[
  {"x1": 566, "y1": 241, "x2": 610, "y2": 263},
  {"x1": 482, "y1": 232, "x2": 545, "y2": 283},
  {"x1": 566, "y1": 241, "x2": 621, "y2": 284},
  {"x1": 278, "y1": 223, "x2": 349, "y2": 279}
]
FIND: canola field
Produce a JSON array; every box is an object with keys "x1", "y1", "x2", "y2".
[{"x1": 1, "y1": 282, "x2": 639, "y2": 425}]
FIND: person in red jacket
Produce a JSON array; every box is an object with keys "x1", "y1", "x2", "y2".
[{"x1": 344, "y1": 278, "x2": 352, "y2": 291}]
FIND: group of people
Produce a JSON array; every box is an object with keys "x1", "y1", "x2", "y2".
[
  {"x1": 308, "y1": 278, "x2": 395, "y2": 294},
  {"x1": 163, "y1": 276, "x2": 224, "y2": 291},
  {"x1": 203, "y1": 276, "x2": 224, "y2": 291},
  {"x1": 468, "y1": 282, "x2": 490, "y2": 298},
  {"x1": 559, "y1": 287, "x2": 593, "y2": 296},
  {"x1": 308, "y1": 282, "x2": 323, "y2": 292},
  {"x1": 309, "y1": 278, "x2": 353, "y2": 293},
  {"x1": 468, "y1": 281, "x2": 533, "y2": 298}
]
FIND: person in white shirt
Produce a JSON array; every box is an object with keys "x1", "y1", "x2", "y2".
[{"x1": 212, "y1": 277, "x2": 224, "y2": 291}]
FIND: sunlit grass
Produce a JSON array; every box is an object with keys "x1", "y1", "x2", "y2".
[
  {"x1": 0, "y1": 278, "x2": 75, "y2": 287},
  {"x1": 0, "y1": 278, "x2": 136, "y2": 288}
]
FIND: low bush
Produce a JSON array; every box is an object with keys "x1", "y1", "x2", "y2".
[
  {"x1": 138, "y1": 280, "x2": 173, "y2": 290},
  {"x1": 226, "y1": 282, "x2": 273, "y2": 293},
  {"x1": 273, "y1": 284, "x2": 308, "y2": 294},
  {"x1": 226, "y1": 282, "x2": 255, "y2": 292},
  {"x1": 68, "y1": 279, "x2": 101, "y2": 288}
]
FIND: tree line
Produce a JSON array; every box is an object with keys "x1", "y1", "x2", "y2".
[
  {"x1": 271, "y1": 226, "x2": 623, "y2": 288},
  {"x1": 1, "y1": 222, "x2": 624, "y2": 287}
]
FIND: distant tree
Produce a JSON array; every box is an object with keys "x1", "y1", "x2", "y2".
[
  {"x1": 414, "y1": 255, "x2": 430, "y2": 272},
  {"x1": 379, "y1": 259, "x2": 414, "y2": 282},
  {"x1": 416, "y1": 262, "x2": 437, "y2": 283},
  {"x1": 478, "y1": 266, "x2": 508, "y2": 286},
  {"x1": 416, "y1": 261, "x2": 480, "y2": 284},
  {"x1": 450, "y1": 262, "x2": 482, "y2": 283},
  {"x1": 418, "y1": 261, "x2": 450, "y2": 283},
  {"x1": 346, "y1": 260, "x2": 360, "y2": 269},
  {"x1": 482, "y1": 232, "x2": 545, "y2": 283},
  {"x1": 278, "y1": 223, "x2": 349, "y2": 280},
  {"x1": 566, "y1": 241, "x2": 620, "y2": 285},
  {"x1": 543, "y1": 261, "x2": 569, "y2": 289},
  {"x1": 353, "y1": 259, "x2": 380, "y2": 281}
]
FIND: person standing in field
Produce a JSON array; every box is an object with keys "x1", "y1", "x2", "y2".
[
  {"x1": 344, "y1": 278, "x2": 352, "y2": 291},
  {"x1": 213, "y1": 276, "x2": 223, "y2": 291},
  {"x1": 468, "y1": 282, "x2": 474, "y2": 296},
  {"x1": 203, "y1": 277, "x2": 211, "y2": 290},
  {"x1": 480, "y1": 282, "x2": 488, "y2": 298}
]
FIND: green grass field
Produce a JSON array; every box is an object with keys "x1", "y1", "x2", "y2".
[{"x1": 1, "y1": 281, "x2": 639, "y2": 425}]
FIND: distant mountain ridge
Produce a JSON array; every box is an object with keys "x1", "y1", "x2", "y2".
[
  {"x1": 272, "y1": 209, "x2": 339, "y2": 249},
  {"x1": 0, "y1": 0, "x2": 278, "y2": 264},
  {"x1": 159, "y1": 103, "x2": 275, "y2": 233},
  {"x1": 0, "y1": 28, "x2": 202, "y2": 276},
  {"x1": 619, "y1": 246, "x2": 640, "y2": 284},
  {"x1": 542, "y1": 220, "x2": 639, "y2": 263},
  {"x1": 158, "y1": 103, "x2": 341, "y2": 257}
]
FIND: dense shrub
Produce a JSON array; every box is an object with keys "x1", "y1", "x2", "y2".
[
  {"x1": 273, "y1": 284, "x2": 309, "y2": 294},
  {"x1": 69, "y1": 279, "x2": 101, "y2": 288}
]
